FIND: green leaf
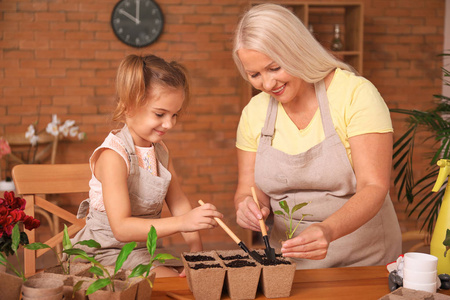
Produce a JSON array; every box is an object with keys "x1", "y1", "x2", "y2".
[
  {"x1": 129, "y1": 263, "x2": 150, "y2": 278},
  {"x1": 86, "y1": 278, "x2": 111, "y2": 295},
  {"x1": 279, "y1": 200, "x2": 289, "y2": 215},
  {"x1": 291, "y1": 202, "x2": 309, "y2": 214},
  {"x1": 114, "y1": 241, "x2": 137, "y2": 275},
  {"x1": 443, "y1": 229, "x2": 450, "y2": 247},
  {"x1": 89, "y1": 266, "x2": 104, "y2": 277},
  {"x1": 153, "y1": 253, "x2": 179, "y2": 263},
  {"x1": 11, "y1": 224, "x2": 20, "y2": 253},
  {"x1": 147, "y1": 226, "x2": 157, "y2": 257},
  {"x1": 75, "y1": 239, "x2": 101, "y2": 249},
  {"x1": 24, "y1": 242, "x2": 51, "y2": 250},
  {"x1": 0, "y1": 253, "x2": 7, "y2": 264},
  {"x1": 63, "y1": 248, "x2": 89, "y2": 257},
  {"x1": 62, "y1": 224, "x2": 72, "y2": 251},
  {"x1": 273, "y1": 210, "x2": 284, "y2": 215},
  {"x1": 74, "y1": 253, "x2": 99, "y2": 264}
]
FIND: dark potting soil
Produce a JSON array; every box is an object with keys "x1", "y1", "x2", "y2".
[
  {"x1": 218, "y1": 254, "x2": 249, "y2": 260},
  {"x1": 260, "y1": 258, "x2": 291, "y2": 266},
  {"x1": 184, "y1": 254, "x2": 215, "y2": 262},
  {"x1": 225, "y1": 260, "x2": 256, "y2": 268},
  {"x1": 190, "y1": 263, "x2": 222, "y2": 270}
]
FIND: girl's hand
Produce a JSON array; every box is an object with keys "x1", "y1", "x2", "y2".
[
  {"x1": 235, "y1": 195, "x2": 271, "y2": 232},
  {"x1": 180, "y1": 203, "x2": 223, "y2": 232},
  {"x1": 280, "y1": 223, "x2": 332, "y2": 260},
  {"x1": 179, "y1": 268, "x2": 186, "y2": 277}
]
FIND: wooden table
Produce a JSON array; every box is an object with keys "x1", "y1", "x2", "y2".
[{"x1": 151, "y1": 265, "x2": 450, "y2": 299}]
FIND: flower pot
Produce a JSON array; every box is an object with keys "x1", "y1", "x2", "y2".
[
  {"x1": 22, "y1": 278, "x2": 64, "y2": 300},
  {"x1": 182, "y1": 251, "x2": 226, "y2": 300},
  {"x1": 0, "y1": 180, "x2": 15, "y2": 191},
  {"x1": 256, "y1": 251, "x2": 296, "y2": 298},
  {"x1": 218, "y1": 250, "x2": 261, "y2": 300},
  {"x1": 87, "y1": 280, "x2": 138, "y2": 300},
  {"x1": 0, "y1": 271, "x2": 23, "y2": 300}
]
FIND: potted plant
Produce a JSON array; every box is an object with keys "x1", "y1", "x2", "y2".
[
  {"x1": 391, "y1": 53, "x2": 450, "y2": 235},
  {"x1": 0, "y1": 191, "x2": 41, "y2": 299},
  {"x1": 76, "y1": 225, "x2": 178, "y2": 300}
]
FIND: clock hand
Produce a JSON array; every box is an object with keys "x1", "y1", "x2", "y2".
[
  {"x1": 119, "y1": 8, "x2": 140, "y2": 25},
  {"x1": 136, "y1": 0, "x2": 140, "y2": 23}
]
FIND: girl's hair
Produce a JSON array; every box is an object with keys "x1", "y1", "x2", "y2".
[
  {"x1": 113, "y1": 54, "x2": 190, "y2": 122},
  {"x1": 233, "y1": 3, "x2": 354, "y2": 84}
]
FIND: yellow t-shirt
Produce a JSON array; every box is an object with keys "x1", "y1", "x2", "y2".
[{"x1": 236, "y1": 68, "x2": 393, "y2": 166}]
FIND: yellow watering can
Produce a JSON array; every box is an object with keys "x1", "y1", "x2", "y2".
[{"x1": 430, "y1": 159, "x2": 450, "y2": 274}]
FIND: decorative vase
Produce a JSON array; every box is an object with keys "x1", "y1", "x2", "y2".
[
  {"x1": 0, "y1": 271, "x2": 23, "y2": 300},
  {"x1": 22, "y1": 278, "x2": 64, "y2": 300},
  {"x1": 430, "y1": 159, "x2": 450, "y2": 275}
]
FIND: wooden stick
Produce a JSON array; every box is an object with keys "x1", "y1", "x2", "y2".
[
  {"x1": 198, "y1": 200, "x2": 241, "y2": 244},
  {"x1": 166, "y1": 291, "x2": 192, "y2": 300},
  {"x1": 251, "y1": 187, "x2": 268, "y2": 236}
]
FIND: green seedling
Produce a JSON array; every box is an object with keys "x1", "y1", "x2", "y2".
[
  {"x1": 128, "y1": 225, "x2": 179, "y2": 287},
  {"x1": 77, "y1": 241, "x2": 137, "y2": 294},
  {"x1": 274, "y1": 200, "x2": 312, "y2": 240},
  {"x1": 23, "y1": 224, "x2": 101, "y2": 275}
]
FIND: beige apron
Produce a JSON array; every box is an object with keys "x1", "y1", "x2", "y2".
[
  {"x1": 255, "y1": 80, "x2": 401, "y2": 269},
  {"x1": 71, "y1": 125, "x2": 182, "y2": 269}
]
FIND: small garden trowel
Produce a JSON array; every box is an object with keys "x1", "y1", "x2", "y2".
[
  {"x1": 251, "y1": 187, "x2": 276, "y2": 262},
  {"x1": 198, "y1": 200, "x2": 263, "y2": 263}
]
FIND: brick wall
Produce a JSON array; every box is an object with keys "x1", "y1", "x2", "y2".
[{"x1": 0, "y1": 0, "x2": 446, "y2": 250}]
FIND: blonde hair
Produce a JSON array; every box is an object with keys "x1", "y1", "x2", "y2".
[
  {"x1": 233, "y1": 3, "x2": 354, "y2": 84},
  {"x1": 113, "y1": 54, "x2": 190, "y2": 123}
]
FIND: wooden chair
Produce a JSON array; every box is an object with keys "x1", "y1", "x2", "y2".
[{"x1": 12, "y1": 163, "x2": 91, "y2": 277}]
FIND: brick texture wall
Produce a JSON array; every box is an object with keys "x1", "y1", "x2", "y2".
[{"x1": 0, "y1": 0, "x2": 446, "y2": 250}]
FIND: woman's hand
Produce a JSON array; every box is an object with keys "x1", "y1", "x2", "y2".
[
  {"x1": 179, "y1": 203, "x2": 223, "y2": 232},
  {"x1": 236, "y1": 195, "x2": 270, "y2": 232},
  {"x1": 280, "y1": 223, "x2": 332, "y2": 260}
]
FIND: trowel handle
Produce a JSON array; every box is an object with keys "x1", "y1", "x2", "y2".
[
  {"x1": 432, "y1": 159, "x2": 450, "y2": 192},
  {"x1": 251, "y1": 187, "x2": 268, "y2": 236},
  {"x1": 198, "y1": 200, "x2": 241, "y2": 244}
]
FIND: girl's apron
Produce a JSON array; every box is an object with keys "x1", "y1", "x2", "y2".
[
  {"x1": 254, "y1": 80, "x2": 401, "y2": 269},
  {"x1": 71, "y1": 125, "x2": 182, "y2": 270}
]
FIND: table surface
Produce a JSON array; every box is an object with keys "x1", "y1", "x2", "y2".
[{"x1": 151, "y1": 265, "x2": 450, "y2": 299}]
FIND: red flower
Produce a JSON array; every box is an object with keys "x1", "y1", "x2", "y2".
[
  {"x1": 3, "y1": 191, "x2": 25, "y2": 210},
  {"x1": 23, "y1": 215, "x2": 40, "y2": 231}
]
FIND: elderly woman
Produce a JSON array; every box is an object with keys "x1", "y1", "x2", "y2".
[{"x1": 232, "y1": 3, "x2": 401, "y2": 269}]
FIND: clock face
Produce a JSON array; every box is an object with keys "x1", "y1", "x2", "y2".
[{"x1": 111, "y1": 0, "x2": 164, "y2": 48}]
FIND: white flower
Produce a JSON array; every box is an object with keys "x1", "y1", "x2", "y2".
[
  {"x1": 59, "y1": 124, "x2": 70, "y2": 137},
  {"x1": 51, "y1": 114, "x2": 60, "y2": 125},
  {"x1": 69, "y1": 126, "x2": 79, "y2": 137},
  {"x1": 63, "y1": 119, "x2": 75, "y2": 128},
  {"x1": 25, "y1": 125, "x2": 35, "y2": 140},
  {"x1": 29, "y1": 135, "x2": 39, "y2": 146},
  {"x1": 46, "y1": 122, "x2": 59, "y2": 137}
]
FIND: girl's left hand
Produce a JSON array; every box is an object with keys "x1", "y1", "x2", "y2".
[{"x1": 280, "y1": 223, "x2": 332, "y2": 260}]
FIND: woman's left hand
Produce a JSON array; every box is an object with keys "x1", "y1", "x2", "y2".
[{"x1": 280, "y1": 223, "x2": 332, "y2": 260}]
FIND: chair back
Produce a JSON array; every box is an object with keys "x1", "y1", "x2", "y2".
[{"x1": 12, "y1": 163, "x2": 91, "y2": 277}]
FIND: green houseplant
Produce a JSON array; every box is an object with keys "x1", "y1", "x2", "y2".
[
  {"x1": 392, "y1": 53, "x2": 450, "y2": 235},
  {"x1": 273, "y1": 200, "x2": 311, "y2": 240}
]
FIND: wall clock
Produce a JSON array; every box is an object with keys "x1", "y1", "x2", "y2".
[{"x1": 111, "y1": 0, "x2": 164, "y2": 48}]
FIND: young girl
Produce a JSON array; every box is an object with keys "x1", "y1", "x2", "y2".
[{"x1": 71, "y1": 54, "x2": 222, "y2": 277}]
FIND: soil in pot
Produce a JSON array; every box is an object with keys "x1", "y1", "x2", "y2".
[{"x1": 183, "y1": 254, "x2": 216, "y2": 262}]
